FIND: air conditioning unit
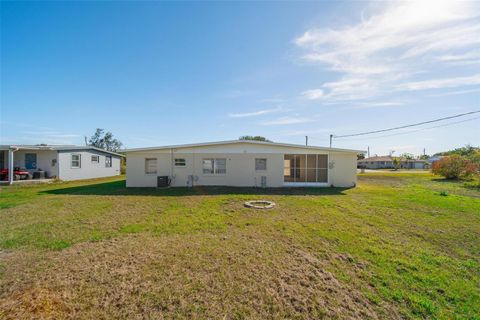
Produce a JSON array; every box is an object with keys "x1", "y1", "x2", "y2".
[{"x1": 157, "y1": 176, "x2": 170, "y2": 187}]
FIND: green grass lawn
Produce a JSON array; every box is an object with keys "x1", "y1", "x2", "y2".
[{"x1": 0, "y1": 173, "x2": 479, "y2": 319}]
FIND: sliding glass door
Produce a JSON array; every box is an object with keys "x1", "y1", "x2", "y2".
[{"x1": 284, "y1": 154, "x2": 328, "y2": 183}]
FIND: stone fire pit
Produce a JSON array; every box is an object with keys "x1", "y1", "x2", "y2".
[{"x1": 244, "y1": 200, "x2": 276, "y2": 209}]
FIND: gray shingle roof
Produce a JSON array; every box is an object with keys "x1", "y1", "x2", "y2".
[{"x1": 0, "y1": 144, "x2": 124, "y2": 157}]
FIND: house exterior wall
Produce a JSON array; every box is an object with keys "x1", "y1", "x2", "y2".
[
  {"x1": 358, "y1": 160, "x2": 394, "y2": 169},
  {"x1": 57, "y1": 150, "x2": 121, "y2": 181},
  {"x1": 126, "y1": 143, "x2": 358, "y2": 188},
  {"x1": 330, "y1": 152, "x2": 358, "y2": 187},
  {"x1": 12, "y1": 150, "x2": 59, "y2": 177},
  {"x1": 126, "y1": 152, "x2": 285, "y2": 187},
  {"x1": 411, "y1": 161, "x2": 426, "y2": 169},
  {"x1": 358, "y1": 160, "x2": 425, "y2": 169}
]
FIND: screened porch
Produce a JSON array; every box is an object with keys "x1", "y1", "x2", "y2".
[{"x1": 283, "y1": 154, "x2": 329, "y2": 185}]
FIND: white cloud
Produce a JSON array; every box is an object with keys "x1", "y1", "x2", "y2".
[
  {"x1": 261, "y1": 117, "x2": 314, "y2": 126},
  {"x1": 228, "y1": 106, "x2": 281, "y2": 118},
  {"x1": 437, "y1": 50, "x2": 480, "y2": 65},
  {"x1": 354, "y1": 101, "x2": 404, "y2": 109},
  {"x1": 429, "y1": 87, "x2": 480, "y2": 97},
  {"x1": 399, "y1": 74, "x2": 480, "y2": 91},
  {"x1": 301, "y1": 89, "x2": 324, "y2": 100},
  {"x1": 295, "y1": 0, "x2": 480, "y2": 101}
]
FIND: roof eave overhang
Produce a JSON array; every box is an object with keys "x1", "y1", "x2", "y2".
[{"x1": 124, "y1": 140, "x2": 365, "y2": 154}]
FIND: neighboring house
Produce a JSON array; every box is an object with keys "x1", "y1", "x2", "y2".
[
  {"x1": 0, "y1": 145, "x2": 123, "y2": 184},
  {"x1": 125, "y1": 140, "x2": 363, "y2": 188},
  {"x1": 357, "y1": 156, "x2": 427, "y2": 169},
  {"x1": 427, "y1": 155, "x2": 444, "y2": 165}
]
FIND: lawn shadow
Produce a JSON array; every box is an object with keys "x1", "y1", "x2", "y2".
[
  {"x1": 431, "y1": 178, "x2": 458, "y2": 182},
  {"x1": 43, "y1": 179, "x2": 351, "y2": 197}
]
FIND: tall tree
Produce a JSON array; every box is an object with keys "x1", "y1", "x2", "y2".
[
  {"x1": 88, "y1": 128, "x2": 123, "y2": 152},
  {"x1": 437, "y1": 145, "x2": 479, "y2": 157},
  {"x1": 239, "y1": 136, "x2": 272, "y2": 142},
  {"x1": 400, "y1": 153, "x2": 414, "y2": 160}
]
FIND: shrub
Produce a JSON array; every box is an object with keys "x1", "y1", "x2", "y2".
[{"x1": 432, "y1": 155, "x2": 479, "y2": 179}]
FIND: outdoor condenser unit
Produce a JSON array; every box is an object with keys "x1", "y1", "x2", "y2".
[{"x1": 157, "y1": 176, "x2": 170, "y2": 187}]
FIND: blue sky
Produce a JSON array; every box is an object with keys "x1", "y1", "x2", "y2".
[{"x1": 1, "y1": 1, "x2": 479, "y2": 156}]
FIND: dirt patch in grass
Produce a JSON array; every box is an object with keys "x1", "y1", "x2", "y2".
[
  {"x1": 1, "y1": 287, "x2": 72, "y2": 318},
  {"x1": 0, "y1": 232, "x2": 393, "y2": 319}
]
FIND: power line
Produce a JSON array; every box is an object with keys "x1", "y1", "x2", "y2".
[
  {"x1": 332, "y1": 115, "x2": 480, "y2": 141},
  {"x1": 333, "y1": 110, "x2": 480, "y2": 138}
]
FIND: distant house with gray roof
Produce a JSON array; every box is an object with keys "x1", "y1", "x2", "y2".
[
  {"x1": 358, "y1": 155, "x2": 427, "y2": 169},
  {"x1": 0, "y1": 144, "x2": 123, "y2": 184}
]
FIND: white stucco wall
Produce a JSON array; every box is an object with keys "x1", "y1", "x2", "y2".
[
  {"x1": 12, "y1": 150, "x2": 59, "y2": 178},
  {"x1": 126, "y1": 143, "x2": 358, "y2": 188},
  {"x1": 57, "y1": 150, "x2": 121, "y2": 181},
  {"x1": 330, "y1": 152, "x2": 358, "y2": 188},
  {"x1": 126, "y1": 152, "x2": 285, "y2": 188},
  {"x1": 412, "y1": 162, "x2": 426, "y2": 169}
]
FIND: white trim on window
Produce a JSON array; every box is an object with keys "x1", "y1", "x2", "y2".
[
  {"x1": 145, "y1": 158, "x2": 157, "y2": 174},
  {"x1": 174, "y1": 158, "x2": 186, "y2": 167},
  {"x1": 71, "y1": 154, "x2": 81, "y2": 169},
  {"x1": 105, "y1": 155, "x2": 112, "y2": 168},
  {"x1": 202, "y1": 158, "x2": 226, "y2": 175},
  {"x1": 255, "y1": 158, "x2": 267, "y2": 171}
]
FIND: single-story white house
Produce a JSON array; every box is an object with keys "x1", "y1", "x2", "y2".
[
  {"x1": 357, "y1": 156, "x2": 427, "y2": 169},
  {"x1": 0, "y1": 144, "x2": 123, "y2": 184},
  {"x1": 125, "y1": 140, "x2": 363, "y2": 188}
]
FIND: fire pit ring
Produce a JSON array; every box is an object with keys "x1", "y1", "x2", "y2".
[{"x1": 244, "y1": 200, "x2": 276, "y2": 209}]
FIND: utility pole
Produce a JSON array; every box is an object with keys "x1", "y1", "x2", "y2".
[
  {"x1": 329, "y1": 134, "x2": 333, "y2": 148},
  {"x1": 84, "y1": 136, "x2": 88, "y2": 146},
  {"x1": 305, "y1": 136, "x2": 308, "y2": 146},
  {"x1": 367, "y1": 146, "x2": 370, "y2": 158},
  {"x1": 423, "y1": 148, "x2": 426, "y2": 156}
]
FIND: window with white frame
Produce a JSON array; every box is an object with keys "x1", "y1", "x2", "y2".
[
  {"x1": 145, "y1": 158, "x2": 157, "y2": 174},
  {"x1": 175, "y1": 158, "x2": 186, "y2": 167},
  {"x1": 105, "y1": 155, "x2": 112, "y2": 168},
  {"x1": 202, "y1": 158, "x2": 226, "y2": 174},
  {"x1": 91, "y1": 155, "x2": 100, "y2": 163},
  {"x1": 255, "y1": 158, "x2": 267, "y2": 171},
  {"x1": 71, "y1": 154, "x2": 81, "y2": 168}
]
